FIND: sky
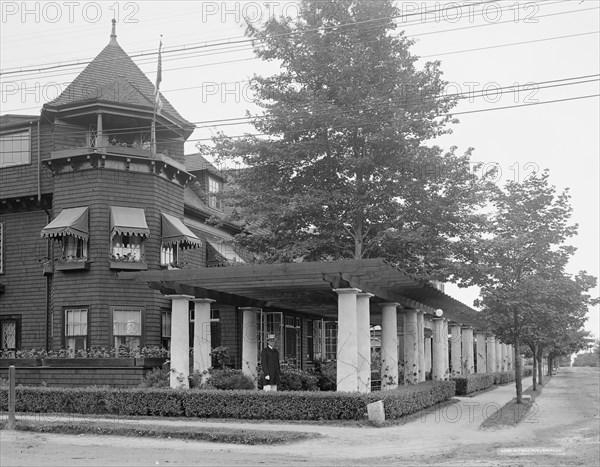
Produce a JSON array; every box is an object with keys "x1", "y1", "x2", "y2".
[{"x1": 1, "y1": 0, "x2": 598, "y2": 339}]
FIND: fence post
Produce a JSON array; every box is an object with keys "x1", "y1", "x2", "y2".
[{"x1": 8, "y1": 365, "x2": 16, "y2": 430}]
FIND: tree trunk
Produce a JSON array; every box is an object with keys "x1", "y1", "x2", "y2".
[
  {"x1": 531, "y1": 342, "x2": 537, "y2": 391},
  {"x1": 513, "y1": 333, "x2": 523, "y2": 404},
  {"x1": 537, "y1": 345, "x2": 543, "y2": 386},
  {"x1": 547, "y1": 356, "x2": 553, "y2": 376}
]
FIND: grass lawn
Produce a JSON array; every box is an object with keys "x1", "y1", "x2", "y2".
[
  {"x1": 0, "y1": 419, "x2": 322, "y2": 445},
  {"x1": 480, "y1": 375, "x2": 552, "y2": 430}
]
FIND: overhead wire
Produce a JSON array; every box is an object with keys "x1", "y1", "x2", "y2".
[
  {"x1": 0, "y1": 0, "x2": 586, "y2": 77},
  {"x1": 3, "y1": 74, "x2": 596, "y2": 140}
]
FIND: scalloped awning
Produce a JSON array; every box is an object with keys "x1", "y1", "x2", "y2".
[
  {"x1": 41, "y1": 206, "x2": 89, "y2": 240},
  {"x1": 110, "y1": 206, "x2": 150, "y2": 238},
  {"x1": 161, "y1": 213, "x2": 201, "y2": 248}
]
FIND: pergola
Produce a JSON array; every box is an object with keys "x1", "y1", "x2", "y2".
[{"x1": 121, "y1": 258, "x2": 512, "y2": 391}]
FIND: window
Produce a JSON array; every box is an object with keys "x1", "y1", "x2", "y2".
[
  {"x1": 65, "y1": 309, "x2": 88, "y2": 352},
  {"x1": 325, "y1": 321, "x2": 337, "y2": 361},
  {"x1": 284, "y1": 316, "x2": 301, "y2": 365},
  {"x1": 0, "y1": 130, "x2": 31, "y2": 167},
  {"x1": 0, "y1": 222, "x2": 4, "y2": 274},
  {"x1": 113, "y1": 307, "x2": 142, "y2": 355},
  {"x1": 62, "y1": 236, "x2": 88, "y2": 262},
  {"x1": 109, "y1": 206, "x2": 149, "y2": 268},
  {"x1": 161, "y1": 310, "x2": 171, "y2": 349},
  {"x1": 210, "y1": 307, "x2": 221, "y2": 366},
  {"x1": 161, "y1": 243, "x2": 179, "y2": 268},
  {"x1": 1, "y1": 316, "x2": 20, "y2": 354},
  {"x1": 112, "y1": 234, "x2": 144, "y2": 262},
  {"x1": 207, "y1": 176, "x2": 223, "y2": 210},
  {"x1": 312, "y1": 319, "x2": 323, "y2": 361}
]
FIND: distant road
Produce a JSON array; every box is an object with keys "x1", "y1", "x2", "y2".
[{"x1": 1, "y1": 366, "x2": 599, "y2": 466}]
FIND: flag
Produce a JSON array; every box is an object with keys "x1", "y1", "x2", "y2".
[{"x1": 154, "y1": 37, "x2": 163, "y2": 115}]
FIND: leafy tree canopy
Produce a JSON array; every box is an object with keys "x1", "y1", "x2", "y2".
[{"x1": 204, "y1": 0, "x2": 494, "y2": 280}]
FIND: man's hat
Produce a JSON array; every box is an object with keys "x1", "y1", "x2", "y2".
[{"x1": 267, "y1": 334, "x2": 276, "y2": 340}]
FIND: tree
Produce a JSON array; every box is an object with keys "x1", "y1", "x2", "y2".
[
  {"x1": 206, "y1": 0, "x2": 494, "y2": 279},
  {"x1": 545, "y1": 328, "x2": 591, "y2": 374},
  {"x1": 518, "y1": 272, "x2": 596, "y2": 388},
  {"x1": 462, "y1": 170, "x2": 587, "y2": 402}
]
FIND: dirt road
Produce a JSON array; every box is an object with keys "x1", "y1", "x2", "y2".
[{"x1": 1, "y1": 366, "x2": 598, "y2": 466}]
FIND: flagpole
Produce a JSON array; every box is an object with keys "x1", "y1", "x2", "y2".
[{"x1": 151, "y1": 36, "x2": 163, "y2": 158}]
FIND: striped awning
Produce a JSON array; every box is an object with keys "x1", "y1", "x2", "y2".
[
  {"x1": 41, "y1": 206, "x2": 89, "y2": 240},
  {"x1": 161, "y1": 213, "x2": 201, "y2": 248},
  {"x1": 110, "y1": 206, "x2": 150, "y2": 238}
]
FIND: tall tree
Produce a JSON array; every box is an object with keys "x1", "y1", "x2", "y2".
[
  {"x1": 462, "y1": 171, "x2": 595, "y2": 402},
  {"x1": 206, "y1": 0, "x2": 494, "y2": 279}
]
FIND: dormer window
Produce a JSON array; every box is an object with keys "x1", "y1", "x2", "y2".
[{"x1": 208, "y1": 176, "x2": 223, "y2": 211}]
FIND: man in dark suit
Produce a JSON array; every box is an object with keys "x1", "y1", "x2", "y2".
[{"x1": 261, "y1": 334, "x2": 281, "y2": 391}]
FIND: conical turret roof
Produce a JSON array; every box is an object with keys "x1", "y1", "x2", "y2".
[{"x1": 45, "y1": 21, "x2": 193, "y2": 130}]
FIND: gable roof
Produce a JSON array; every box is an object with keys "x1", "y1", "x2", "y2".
[
  {"x1": 184, "y1": 152, "x2": 223, "y2": 175},
  {"x1": 44, "y1": 25, "x2": 193, "y2": 129}
]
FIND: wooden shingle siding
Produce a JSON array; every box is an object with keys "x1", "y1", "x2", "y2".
[
  {"x1": 48, "y1": 165, "x2": 185, "y2": 350},
  {"x1": 0, "y1": 210, "x2": 49, "y2": 349}
]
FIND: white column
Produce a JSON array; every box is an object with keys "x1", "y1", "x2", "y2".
[
  {"x1": 475, "y1": 332, "x2": 487, "y2": 374},
  {"x1": 380, "y1": 302, "x2": 399, "y2": 390},
  {"x1": 240, "y1": 307, "x2": 259, "y2": 388},
  {"x1": 500, "y1": 343, "x2": 507, "y2": 371},
  {"x1": 442, "y1": 319, "x2": 449, "y2": 378},
  {"x1": 333, "y1": 288, "x2": 361, "y2": 392},
  {"x1": 508, "y1": 345, "x2": 514, "y2": 371},
  {"x1": 461, "y1": 326, "x2": 474, "y2": 374},
  {"x1": 425, "y1": 336, "x2": 432, "y2": 379},
  {"x1": 402, "y1": 309, "x2": 418, "y2": 384},
  {"x1": 166, "y1": 294, "x2": 193, "y2": 389},
  {"x1": 417, "y1": 311, "x2": 425, "y2": 382},
  {"x1": 486, "y1": 335, "x2": 496, "y2": 373},
  {"x1": 356, "y1": 293, "x2": 373, "y2": 393},
  {"x1": 450, "y1": 323, "x2": 462, "y2": 376},
  {"x1": 193, "y1": 299, "x2": 215, "y2": 376},
  {"x1": 495, "y1": 339, "x2": 502, "y2": 371},
  {"x1": 432, "y1": 318, "x2": 445, "y2": 380}
]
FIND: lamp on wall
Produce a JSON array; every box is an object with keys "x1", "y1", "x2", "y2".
[{"x1": 435, "y1": 309, "x2": 443, "y2": 317}]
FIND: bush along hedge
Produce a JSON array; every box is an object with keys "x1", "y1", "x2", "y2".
[
  {"x1": 493, "y1": 371, "x2": 516, "y2": 385},
  {"x1": 0, "y1": 380, "x2": 455, "y2": 421},
  {"x1": 452, "y1": 374, "x2": 496, "y2": 395}
]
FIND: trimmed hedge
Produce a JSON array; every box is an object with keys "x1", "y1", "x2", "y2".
[
  {"x1": 452, "y1": 374, "x2": 496, "y2": 395},
  {"x1": 0, "y1": 380, "x2": 455, "y2": 421}
]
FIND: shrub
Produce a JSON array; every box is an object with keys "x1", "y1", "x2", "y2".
[
  {"x1": 310, "y1": 360, "x2": 336, "y2": 391},
  {"x1": 0, "y1": 380, "x2": 456, "y2": 421},
  {"x1": 522, "y1": 368, "x2": 533, "y2": 377},
  {"x1": 452, "y1": 374, "x2": 495, "y2": 395},
  {"x1": 204, "y1": 368, "x2": 254, "y2": 390},
  {"x1": 139, "y1": 367, "x2": 170, "y2": 388},
  {"x1": 493, "y1": 371, "x2": 516, "y2": 385}
]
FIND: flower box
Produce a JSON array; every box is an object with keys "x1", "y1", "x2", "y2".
[
  {"x1": 109, "y1": 261, "x2": 148, "y2": 271},
  {"x1": 42, "y1": 358, "x2": 136, "y2": 367},
  {"x1": 0, "y1": 358, "x2": 43, "y2": 368},
  {"x1": 135, "y1": 357, "x2": 168, "y2": 368},
  {"x1": 55, "y1": 261, "x2": 90, "y2": 272}
]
